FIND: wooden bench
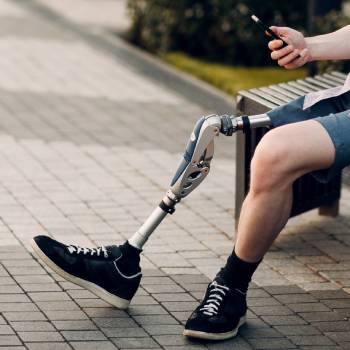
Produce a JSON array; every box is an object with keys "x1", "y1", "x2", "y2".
[{"x1": 234, "y1": 71, "x2": 346, "y2": 226}]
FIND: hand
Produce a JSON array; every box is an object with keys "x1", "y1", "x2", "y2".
[{"x1": 268, "y1": 26, "x2": 311, "y2": 69}]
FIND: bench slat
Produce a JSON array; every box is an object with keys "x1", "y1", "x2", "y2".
[
  {"x1": 331, "y1": 71, "x2": 348, "y2": 79},
  {"x1": 290, "y1": 80, "x2": 318, "y2": 92},
  {"x1": 314, "y1": 75, "x2": 341, "y2": 87},
  {"x1": 278, "y1": 83, "x2": 305, "y2": 96},
  {"x1": 268, "y1": 85, "x2": 300, "y2": 99},
  {"x1": 250, "y1": 88, "x2": 287, "y2": 105},
  {"x1": 259, "y1": 87, "x2": 292, "y2": 103},
  {"x1": 322, "y1": 73, "x2": 345, "y2": 85},
  {"x1": 238, "y1": 90, "x2": 277, "y2": 109},
  {"x1": 305, "y1": 77, "x2": 333, "y2": 89}
]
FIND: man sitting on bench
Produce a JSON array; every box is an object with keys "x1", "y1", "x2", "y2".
[{"x1": 32, "y1": 24, "x2": 350, "y2": 340}]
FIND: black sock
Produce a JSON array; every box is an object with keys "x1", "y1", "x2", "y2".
[
  {"x1": 217, "y1": 249, "x2": 261, "y2": 292},
  {"x1": 116, "y1": 241, "x2": 142, "y2": 276}
]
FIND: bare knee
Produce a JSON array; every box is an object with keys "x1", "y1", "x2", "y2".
[{"x1": 250, "y1": 130, "x2": 297, "y2": 194}]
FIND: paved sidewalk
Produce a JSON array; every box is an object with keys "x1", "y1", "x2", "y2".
[{"x1": 1, "y1": 1, "x2": 350, "y2": 349}]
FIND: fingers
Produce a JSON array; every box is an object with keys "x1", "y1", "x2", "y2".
[
  {"x1": 284, "y1": 49, "x2": 309, "y2": 69},
  {"x1": 270, "y1": 44, "x2": 294, "y2": 60},
  {"x1": 268, "y1": 39, "x2": 284, "y2": 50},
  {"x1": 277, "y1": 49, "x2": 301, "y2": 67},
  {"x1": 270, "y1": 26, "x2": 291, "y2": 37}
]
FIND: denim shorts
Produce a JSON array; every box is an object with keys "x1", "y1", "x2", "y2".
[{"x1": 267, "y1": 91, "x2": 350, "y2": 184}]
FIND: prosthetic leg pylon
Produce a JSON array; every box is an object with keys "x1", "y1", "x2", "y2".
[{"x1": 129, "y1": 113, "x2": 272, "y2": 249}]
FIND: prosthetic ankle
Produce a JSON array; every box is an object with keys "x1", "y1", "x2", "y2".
[{"x1": 128, "y1": 113, "x2": 272, "y2": 250}]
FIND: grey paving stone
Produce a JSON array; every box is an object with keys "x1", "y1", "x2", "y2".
[
  {"x1": 134, "y1": 315, "x2": 179, "y2": 326},
  {"x1": 0, "y1": 325, "x2": 14, "y2": 335},
  {"x1": 75, "y1": 299, "x2": 110, "y2": 308},
  {"x1": 164, "y1": 345, "x2": 208, "y2": 350},
  {"x1": 168, "y1": 311, "x2": 191, "y2": 323},
  {"x1": 323, "y1": 299, "x2": 350, "y2": 309},
  {"x1": 70, "y1": 341, "x2": 118, "y2": 350},
  {"x1": 161, "y1": 302, "x2": 198, "y2": 312},
  {"x1": 261, "y1": 315, "x2": 307, "y2": 326},
  {"x1": 52, "y1": 320, "x2": 97, "y2": 331},
  {"x1": 250, "y1": 305, "x2": 293, "y2": 316},
  {"x1": 240, "y1": 325, "x2": 286, "y2": 338},
  {"x1": 205, "y1": 335, "x2": 254, "y2": 349},
  {"x1": 14, "y1": 275, "x2": 54, "y2": 284},
  {"x1": 93, "y1": 317, "x2": 137, "y2": 328},
  {"x1": 310, "y1": 290, "x2": 350, "y2": 300},
  {"x1": 0, "y1": 303, "x2": 38, "y2": 312},
  {"x1": 21, "y1": 284, "x2": 62, "y2": 292},
  {"x1": 247, "y1": 337, "x2": 297, "y2": 349},
  {"x1": 18, "y1": 331, "x2": 64, "y2": 342},
  {"x1": 10, "y1": 321, "x2": 55, "y2": 332},
  {"x1": 314, "y1": 321, "x2": 350, "y2": 332},
  {"x1": 3, "y1": 311, "x2": 47, "y2": 322},
  {"x1": 29, "y1": 292, "x2": 71, "y2": 302},
  {"x1": 102, "y1": 327, "x2": 149, "y2": 338},
  {"x1": 61, "y1": 331, "x2": 106, "y2": 341},
  {"x1": 143, "y1": 284, "x2": 185, "y2": 294},
  {"x1": 143, "y1": 325, "x2": 183, "y2": 336},
  {"x1": 298, "y1": 347, "x2": 343, "y2": 350},
  {"x1": 327, "y1": 331, "x2": 350, "y2": 342},
  {"x1": 152, "y1": 293, "x2": 195, "y2": 302},
  {"x1": 26, "y1": 343, "x2": 72, "y2": 350},
  {"x1": 247, "y1": 297, "x2": 281, "y2": 307},
  {"x1": 36, "y1": 301, "x2": 79, "y2": 311},
  {"x1": 274, "y1": 293, "x2": 318, "y2": 304},
  {"x1": 274, "y1": 325, "x2": 321, "y2": 336},
  {"x1": 287, "y1": 335, "x2": 335, "y2": 346},
  {"x1": 0, "y1": 285, "x2": 23, "y2": 294},
  {"x1": 128, "y1": 305, "x2": 168, "y2": 316},
  {"x1": 44, "y1": 311, "x2": 88, "y2": 321},
  {"x1": 141, "y1": 277, "x2": 175, "y2": 285},
  {"x1": 299, "y1": 311, "x2": 347, "y2": 322},
  {"x1": 83, "y1": 308, "x2": 127, "y2": 318},
  {"x1": 288, "y1": 302, "x2": 331, "y2": 312},
  {"x1": 0, "y1": 335, "x2": 22, "y2": 346},
  {"x1": 112, "y1": 337, "x2": 160, "y2": 349},
  {"x1": 67, "y1": 290, "x2": 96, "y2": 299},
  {"x1": 263, "y1": 286, "x2": 306, "y2": 295}
]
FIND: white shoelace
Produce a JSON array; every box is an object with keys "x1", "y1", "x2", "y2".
[
  {"x1": 199, "y1": 281, "x2": 230, "y2": 316},
  {"x1": 67, "y1": 245, "x2": 108, "y2": 258}
]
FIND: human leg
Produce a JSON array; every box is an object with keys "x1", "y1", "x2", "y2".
[
  {"x1": 234, "y1": 118, "x2": 336, "y2": 262},
  {"x1": 184, "y1": 117, "x2": 338, "y2": 340}
]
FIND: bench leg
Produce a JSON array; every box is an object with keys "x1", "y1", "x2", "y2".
[{"x1": 318, "y1": 200, "x2": 339, "y2": 217}]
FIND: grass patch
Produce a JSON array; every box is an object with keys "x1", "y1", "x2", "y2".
[{"x1": 162, "y1": 52, "x2": 307, "y2": 96}]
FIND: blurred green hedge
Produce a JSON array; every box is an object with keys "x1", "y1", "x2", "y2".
[{"x1": 127, "y1": 0, "x2": 308, "y2": 66}]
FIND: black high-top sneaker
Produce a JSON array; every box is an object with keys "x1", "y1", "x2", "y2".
[
  {"x1": 31, "y1": 235, "x2": 142, "y2": 309},
  {"x1": 183, "y1": 277, "x2": 247, "y2": 340}
]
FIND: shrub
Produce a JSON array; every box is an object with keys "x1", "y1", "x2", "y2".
[{"x1": 127, "y1": 0, "x2": 308, "y2": 66}]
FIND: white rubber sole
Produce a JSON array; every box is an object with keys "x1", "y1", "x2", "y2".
[
  {"x1": 31, "y1": 238, "x2": 130, "y2": 309},
  {"x1": 183, "y1": 315, "x2": 246, "y2": 340}
]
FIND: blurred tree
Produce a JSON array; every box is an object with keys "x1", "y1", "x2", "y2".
[{"x1": 127, "y1": 0, "x2": 346, "y2": 67}]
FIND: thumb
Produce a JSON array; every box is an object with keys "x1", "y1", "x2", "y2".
[{"x1": 270, "y1": 26, "x2": 290, "y2": 37}]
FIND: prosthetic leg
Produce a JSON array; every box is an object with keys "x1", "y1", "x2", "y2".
[
  {"x1": 129, "y1": 113, "x2": 271, "y2": 249},
  {"x1": 30, "y1": 112, "x2": 272, "y2": 313}
]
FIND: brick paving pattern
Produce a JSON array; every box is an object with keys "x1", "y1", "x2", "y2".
[{"x1": 0, "y1": 0, "x2": 350, "y2": 349}]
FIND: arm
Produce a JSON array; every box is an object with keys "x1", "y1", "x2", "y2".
[
  {"x1": 268, "y1": 25, "x2": 350, "y2": 69},
  {"x1": 306, "y1": 25, "x2": 350, "y2": 61}
]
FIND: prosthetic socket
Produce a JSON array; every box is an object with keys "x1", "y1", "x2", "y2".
[{"x1": 129, "y1": 113, "x2": 271, "y2": 249}]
